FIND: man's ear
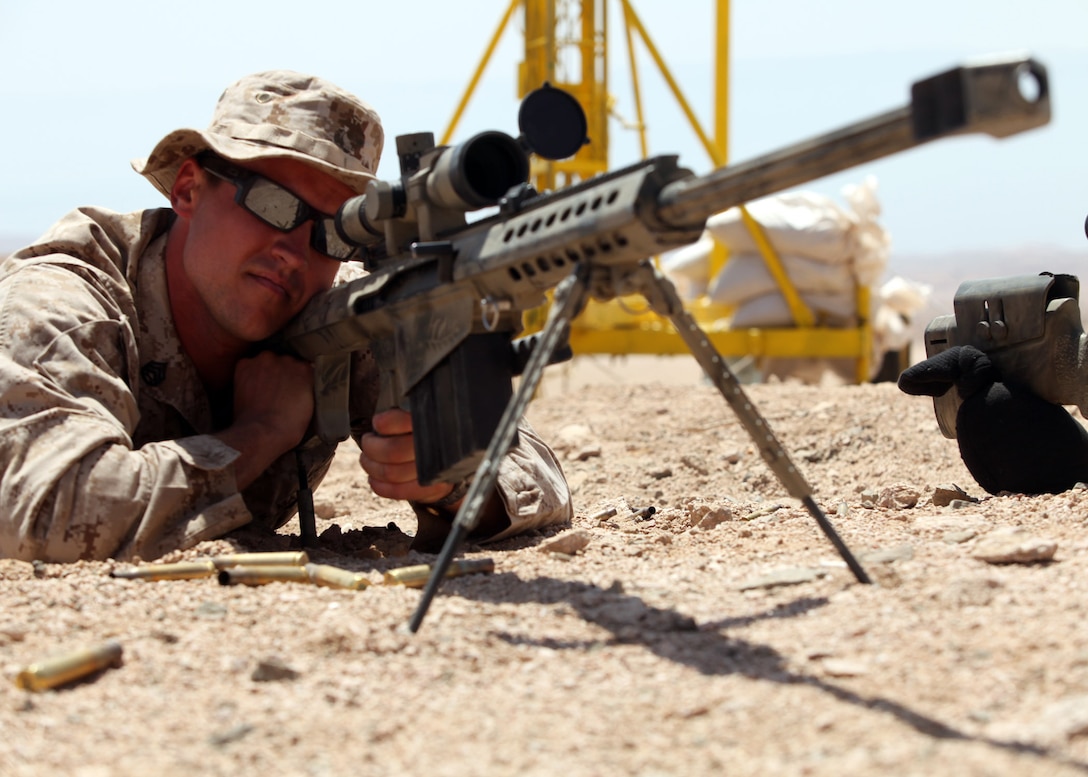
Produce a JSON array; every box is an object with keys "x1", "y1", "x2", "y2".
[{"x1": 169, "y1": 159, "x2": 202, "y2": 217}]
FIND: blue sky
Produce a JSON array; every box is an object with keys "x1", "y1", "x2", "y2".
[{"x1": 1, "y1": 0, "x2": 1086, "y2": 261}]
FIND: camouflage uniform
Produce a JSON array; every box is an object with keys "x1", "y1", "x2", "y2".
[{"x1": 0, "y1": 205, "x2": 571, "y2": 562}]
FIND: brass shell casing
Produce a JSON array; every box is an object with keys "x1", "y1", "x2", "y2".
[
  {"x1": 210, "y1": 551, "x2": 310, "y2": 568},
  {"x1": 217, "y1": 565, "x2": 311, "y2": 586},
  {"x1": 383, "y1": 558, "x2": 495, "y2": 588},
  {"x1": 304, "y1": 563, "x2": 371, "y2": 590},
  {"x1": 109, "y1": 561, "x2": 217, "y2": 581},
  {"x1": 217, "y1": 563, "x2": 370, "y2": 589},
  {"x1": 15, "y1": 641, "x2": 124, "y2": 692},
  {"x1": 111, "y1": 552, "x2": 311, "y2": 581}
]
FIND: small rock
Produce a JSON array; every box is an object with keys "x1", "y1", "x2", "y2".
[
  {"x1": 822, "y1": 659, "x2": 869, "y2": 677},
  {"x1": 314, "y1": 501, "x2": 338, "y2": 520},
  {"x1": 0, "y1": 623, "x2": 29, "y2": 643},
  {"x1": 971, "y1": 527, "x2": 1057, "y2": 564},
  {"x1": 861, "y1": 544, "x2": 914, "y2": 564},
  {"x1": 251, "y1": 656, "x2": 300, "y2": 682},
  {"x1": 686, "y1": 501, "x2": 733, "y2": 529},
  {"x1": 554, "y1": 424, "x2": 602, "y2": 462},
  {"x1": 195, "y1": 602, "x2": 228, "y2": 620},
  {"x1": 696, "y1": 510, "x2": 731, "y2": 530},
  {"x1": 943, "y1": 529, "x2": 978, "y2": 544},
  {"x1": 208, "y1": 723, "x2": 255, "y2": 747},
  {"x1": 737, "y1": 567, "x2": 827, "y2": 591},
  {"x1": 588, "y1": 598, "x2": 696, "y2": 633},
  {"x1": 538, "y1": 529, "x2": 592, "y2": 556},
  {"x1": 878, "y1": 484, "x2": 921, "y2": 509},
  {"x1": 933, "y1": 483, "x2": 978, "y2": 507}
]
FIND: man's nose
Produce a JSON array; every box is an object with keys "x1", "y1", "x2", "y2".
[{"x1": 272, "y1": 218, "x2": 315, "y2": 266}]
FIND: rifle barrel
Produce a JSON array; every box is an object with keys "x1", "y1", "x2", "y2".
[
  {"x1": 657, "y1": 107, "x2": 913, "y2": 227},
  {"x1": 658, "y1": 54, "x2": 1049, "y2": 228}
]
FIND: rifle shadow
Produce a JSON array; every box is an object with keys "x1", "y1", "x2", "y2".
[{"x1": 439, "y1": 571, "x2": 1087, "y2": 771}]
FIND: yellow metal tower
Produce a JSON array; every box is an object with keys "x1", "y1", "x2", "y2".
[{"x1": 443, "y1": 0, "x2": 875, "y2": 383}]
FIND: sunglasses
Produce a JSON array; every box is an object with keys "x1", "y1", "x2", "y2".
[{"x1": 197, "y1": 153, "x2": 358, "y2": 261}]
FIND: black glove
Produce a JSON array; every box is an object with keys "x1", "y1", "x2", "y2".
[{"x1": 899, "y1": 345, "x2": 1088, "y2": 494}]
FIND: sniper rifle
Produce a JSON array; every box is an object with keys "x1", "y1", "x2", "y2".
[{"x1": 282, "y1": 54, "x2": 1051, "y2": 631}]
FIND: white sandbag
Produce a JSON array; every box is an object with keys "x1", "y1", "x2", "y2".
[
  {"x1": 871, "y1": 275, "x2": 933, "y2": 354},
  {"x1": 705, "y1": 192, "x2": 855, "y2": 263},
  {"x1": 707, "y1": 252, "x2": 854, "y2": 306},
  {"x1": 660, "y1": 236, "x2": 715, "y2": 299},
  {"x1": 873, "y1": 304, "x2": 912, "y2": 352},
  {"x1": 703, "y1": 177, "x2": 890, "y2": 287},
  {"x1": 730, "y1": 289, "x2": 857, "y2": 329},
  {"x1": 878, "y1": 275, "x2": 932, "y2": 317},
  {"x1": 842, "y1": 178, "x2": 891, "y2": 285}
]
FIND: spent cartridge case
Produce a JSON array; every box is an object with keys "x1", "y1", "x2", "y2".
[
  {"x1": 383, "y1": 557, "x2": 495, "y2": 588},
  {"x1": 217, "y1": 562, "x2": 369, "y2": 589},
  {"x1": 304, "y1": 563, "x2": 370, "y2": 590},
  {"x1": 111, "y1": 551, "x2": 310, "y2": 582},
  {"x1": 110, "y1": 560, "x2": 217, "y2": 581},
  {"x1": 15, "y1": 640, "x2": 123, "y2": 692},
  {"x1": 210, "y1": 551, "x2": 309, "y2": 568},
  {"x1": 218, "y1": 565, "x2": 311, "y2": 586}
]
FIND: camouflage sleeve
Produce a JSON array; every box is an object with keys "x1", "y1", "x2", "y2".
[
  {"x1": 486, "y1": 417, "x2": 573, "y2": 540},
  {"x1": 0, "y1": 263, "x2": 251, "y2": 562}
]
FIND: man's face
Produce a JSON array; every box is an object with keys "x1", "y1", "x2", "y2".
[{"x1": 172, "y1": 156, "x2": 355, "y2": 345}]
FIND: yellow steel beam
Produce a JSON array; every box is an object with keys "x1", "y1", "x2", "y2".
[{"x1": 568, "y1": 324, "x2": 866, "y2": 358}]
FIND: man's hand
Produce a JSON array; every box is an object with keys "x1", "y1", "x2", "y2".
[
  {"x1": 216, "y1": 352, "x2": 315, "y2": 489},
  {"x1": 359, "y1": 408, "x2": 457, "y2": 505}
]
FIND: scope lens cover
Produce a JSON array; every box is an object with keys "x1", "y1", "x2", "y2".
[{"x1": 518, "y1": 83, "x2": 589, "y2": 161}]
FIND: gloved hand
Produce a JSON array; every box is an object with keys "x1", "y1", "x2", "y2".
[{"x1": 898, "y1": 345, "x2": 1088, "y2": 494}]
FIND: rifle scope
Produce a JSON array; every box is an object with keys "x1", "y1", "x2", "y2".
[
  {"x1": 425, "y1": 130, "x2": 529, "y2": 211},
  {"x1": 335, "y1": 193, "x2": 384, "y2": 250},
  {"x1": 335, "y1": 130, "x2": 530, "y2": 250}
]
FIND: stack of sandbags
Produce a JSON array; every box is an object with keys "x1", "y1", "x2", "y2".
[
  {"x1": 663, "y1": 176, "x2": 890, "y2": 329},
  {"x1": 708, "y1": 176, "x2": 888, "y2": 326}
]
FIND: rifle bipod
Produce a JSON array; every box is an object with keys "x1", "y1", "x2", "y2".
[{"x1": 408, "y1": 260, "x2": 871, "y2": 633}]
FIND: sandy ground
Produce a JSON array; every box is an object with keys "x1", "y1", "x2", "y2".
[{"x1": 4, "y1": 356, "x2": 1088, "y2": 776}]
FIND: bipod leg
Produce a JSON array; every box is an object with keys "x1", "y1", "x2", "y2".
[
  {"x1": 295, "y1": 448, "x2": 319, "y2": 548},
  {"x1": 408, "y1": 265, "x2": 592, "y2": 632},
  {"x1": 632, "y1": 262, "x2": 871, "y2": 584}
]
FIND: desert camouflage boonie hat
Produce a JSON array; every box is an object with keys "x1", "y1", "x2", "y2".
[{"x1": 132, "y1": 70, "x2": 383, "y2": 197}]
